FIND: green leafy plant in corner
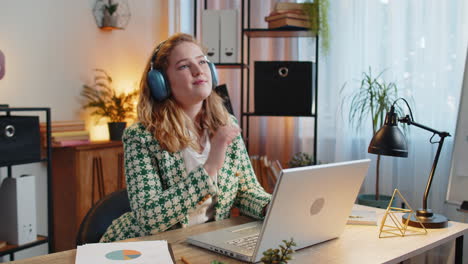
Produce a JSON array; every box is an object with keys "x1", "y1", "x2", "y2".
[
  {"x1": 261, "y1": 238, "x2": 296, "y2": 264},
  {"x1": 288, "y1": 152, "x2": 314, "y2": 168},
  {"x1": 81, "y1": 69, "x2": 138, "y2": 123},
  {"x1": 104, "y1": 0, "x2": 119, "y2": 16},
  {"x1": 211, "y1": 238, "x2": 296, "y2": 264},
  {"x1": 303, "y1": 0, "x2": 330, "y2": 55},
  {"x1": 340, "y1": 67, "x2": 406, "y2": 200}
]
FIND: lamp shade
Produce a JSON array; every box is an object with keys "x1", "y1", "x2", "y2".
[{"x1": 368, "y1": 110, "x2": 408, "y2": 157}]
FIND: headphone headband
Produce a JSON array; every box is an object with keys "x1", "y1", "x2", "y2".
[{"x1": 150, "y1": 41, "x2": 166, "y2": 70}]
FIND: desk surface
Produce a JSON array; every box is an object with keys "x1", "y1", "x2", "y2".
[{"x1": 9, "y1": 205, "x2": 468, "y2": 264}]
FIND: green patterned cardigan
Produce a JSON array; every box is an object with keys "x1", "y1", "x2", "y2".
[{"x1": 100, "y1": 122, "x2": 272, "y2": 242}]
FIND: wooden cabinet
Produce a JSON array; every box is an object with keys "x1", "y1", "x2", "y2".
[{"x1": 51, "y1": 141, "x2": 124, "y2": 252}]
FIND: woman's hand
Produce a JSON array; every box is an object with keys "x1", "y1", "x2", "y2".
[{"x1": 204, "y1": 124, "x2": 241, "y2": 177}]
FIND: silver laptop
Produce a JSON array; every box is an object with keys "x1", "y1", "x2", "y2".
[{"x1": 187, "y1": 159, "x2": 370, "y2": 263}]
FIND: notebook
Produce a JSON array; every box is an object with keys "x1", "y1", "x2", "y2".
[{"x1": 186, "y1": 159, "x2": 371, "y2": 263}]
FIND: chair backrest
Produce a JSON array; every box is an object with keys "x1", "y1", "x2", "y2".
[{"x1": 76, "y1": 188, "x2": 130, "y2": 245}]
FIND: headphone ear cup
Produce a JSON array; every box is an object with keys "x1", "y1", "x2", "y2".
[
  {"x1": 147, "y1": 69, "x2": 170, "y2": 101},
  {"x1": 208, "y1": 62, "x2": 218, "y2": 89}
]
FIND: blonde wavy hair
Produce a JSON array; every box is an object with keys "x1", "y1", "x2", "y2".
[{"x1": 137, "y1": 33, "x2": 231, "y2": 153}]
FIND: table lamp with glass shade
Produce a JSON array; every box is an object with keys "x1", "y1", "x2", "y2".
[{"x1": 368, "y1": 98, "x2": 451, "y2": 228}]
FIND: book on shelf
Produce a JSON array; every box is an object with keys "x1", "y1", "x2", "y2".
[
  {"x1": 265, "y1": 12, "x2": 309, "y2": 22},
  {"x1": 52, "y1": 139, "x2": 91, "y2": 147},
  {"x1": 53, "y1": 135, "x2": 90, "y2": 142},
  {"x1": 347, "y1": 210, "x2": 377, "y2": 226},
  {"x1": 40, "y1": 120, "x2": 86, "y2": 133},
  {"x1": 39, "y1": 121, "x2": 90, "y2": 148},
  {"x1": 267, "y1": 17, "x2": 310, "y2": 29},
  {"x1": 51, "y1": 130, "x2": 89, "y2": 138},
  {"x1": 274, "y1": 2, "x2": 305, "y2": 11}
]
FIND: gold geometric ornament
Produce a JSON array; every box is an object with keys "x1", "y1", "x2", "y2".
[{"x1": 379, "y1": 189, "x2": 427, "y2": 238}]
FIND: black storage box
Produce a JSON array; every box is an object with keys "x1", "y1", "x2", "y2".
[
  {"x1": 254, "y1": 61, "x2": 315, "y2": 116},
  {"x1": 0, "y1": 116, "x2": 41, "y2": 166}
]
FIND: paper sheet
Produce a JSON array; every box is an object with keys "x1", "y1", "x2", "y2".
[{"x1": 75, "y1": 240, "x2": 174, "y2": 264}]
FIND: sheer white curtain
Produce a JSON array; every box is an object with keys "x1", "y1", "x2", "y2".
[{"x1": 312, "y1": 0, "x2": 468, "y2": 217}]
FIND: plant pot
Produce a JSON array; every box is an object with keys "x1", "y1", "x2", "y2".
[
  {"x1": 357, "y1": 194, "x2": 397, "y2": 209},
  {"x1": 102, "y1": 13, "x2": 119, "y2": 28},
  {"x1": 108, "y1": 122, "x2": 126, "y2": 141}
]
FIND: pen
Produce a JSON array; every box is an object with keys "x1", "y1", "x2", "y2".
[{"x1": 181, "y1": 256, "x2": 191, "y2": 264}]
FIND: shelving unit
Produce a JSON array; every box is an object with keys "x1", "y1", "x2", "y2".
[
  {"x1": 0, "y1": 107, "x2": 53, "y2": 261},
  {"x1": 194, "y1": 0, "x2": 318, "y2": 164}
]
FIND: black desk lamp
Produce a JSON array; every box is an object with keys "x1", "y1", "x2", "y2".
[{"x1": 368, "y1": 98, "x2": 451, "y2": 228}]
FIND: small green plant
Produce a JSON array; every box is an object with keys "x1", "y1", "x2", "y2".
[
  {"x1": 104, "y1": 0, "x2": 119, "y2": 16},
  {"x1": 288, "y1": 152, "x2": 314, "y2": 168},
  {"x1": 81, "y1": 69, "x2": 138, "y2": 123},
  {"x1": 211, "y1": 238, "x2": 296, "y2": 264},
  {"x1": 261, "y1": 238, "x2": 296, "y2": 264}
]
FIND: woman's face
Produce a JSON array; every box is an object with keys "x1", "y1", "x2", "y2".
[{"x1": 165, "y1": 41, "x2": 212, "y2": 109}]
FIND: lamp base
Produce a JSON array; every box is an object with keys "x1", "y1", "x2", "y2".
[{"x1": 402, "y1": 209, "x2": 448, "y2": 229}]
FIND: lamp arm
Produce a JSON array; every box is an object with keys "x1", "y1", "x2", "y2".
[
  {"x1": 422, "y1": 136, "x2": 447, "y2": 210},
  {"x1": 399, "y1": 115, "x2": 451, "y2": 211},
  {"x1": 399, "y1": 116, "x2": 450, "y2": 137}
]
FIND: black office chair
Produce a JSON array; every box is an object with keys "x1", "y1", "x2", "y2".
[{"x1": 76, "y1": 188, "x2": 131, "y2": 245}]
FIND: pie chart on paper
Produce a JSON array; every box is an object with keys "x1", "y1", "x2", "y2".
[{"x1": 105, "y1": 249, "x2": 142, "y2": 260}]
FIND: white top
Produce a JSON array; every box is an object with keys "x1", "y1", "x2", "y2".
[{"x1": 182, "y1": 130, "x2": 218, "y2": 226}]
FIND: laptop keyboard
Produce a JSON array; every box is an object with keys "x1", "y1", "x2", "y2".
[{"x1": 226, "y1": 233, "x2": 259, "y2": 250}]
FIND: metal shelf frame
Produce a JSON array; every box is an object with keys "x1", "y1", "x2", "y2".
[
  {"x1": 193, "y1": 0, "x2": 319, "y2": 164},
  {"x1": 0, "y1": 107, "x2": 53, "y2": 261}
]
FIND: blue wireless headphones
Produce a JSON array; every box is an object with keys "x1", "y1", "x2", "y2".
[{"x1": 147, "y1": 41, "x2": 219, "y2": 102}]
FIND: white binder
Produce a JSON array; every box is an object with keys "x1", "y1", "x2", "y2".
[
  {"x1": 201, "y1": 10, "x2": 220, "y2": 63},
  {"x1": 220, "y1": 10, "x2": 238, "y2": 63}
]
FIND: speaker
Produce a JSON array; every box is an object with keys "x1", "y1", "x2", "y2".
[
  {"x1": 0, "y1": 116, "x2": 41, "y2": 166},
  {"x1": 147, "y1": 60, "x2": 219, "y2": 102},
  {"x1": 254, "y1": 61, "x2": 315, "y2": 116},
  {"x1": 0, "y1": 175, "x2": 37, "y2": 245}
]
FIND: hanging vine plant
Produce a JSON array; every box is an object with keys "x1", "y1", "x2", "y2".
[{"x1": 303, "y1": 0, "x2": 330, "y2": 55}]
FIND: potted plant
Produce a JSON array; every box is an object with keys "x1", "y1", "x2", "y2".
[
  {"x1": 211, "y1": 238, "x2": 296, "y2": 264},
  {"x1": 81, "y1": 69, "x2": 138, "y2": 141},
  {"x1": 288, "y1": 152, "x2": 314, "y2": 168},
  {"x1": 102, "y1": 0, "x2": 119, "y2": 28},
  {"x1": 341, "y1": 67, "x2": 405, "y2": 208}
]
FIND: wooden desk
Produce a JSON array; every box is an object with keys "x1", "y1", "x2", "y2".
[{"x1": 9, "y1": 205, "x2": 468, "y2": 264}]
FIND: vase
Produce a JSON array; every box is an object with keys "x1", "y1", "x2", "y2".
[{"x1": 108, "y1": 122, "x2": 126, "y2": 141}]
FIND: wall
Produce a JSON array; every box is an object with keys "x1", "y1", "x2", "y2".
[{"x1": 0, "y1": 0, "x2": 168, "y2": 260}]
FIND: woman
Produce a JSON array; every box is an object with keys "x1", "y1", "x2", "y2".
[{"x1": 100, "y1": 33, "x2": 271, "y2": 242}]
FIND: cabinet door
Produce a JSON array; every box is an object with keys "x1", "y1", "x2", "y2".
[
  {"x1": 51, "y1": 141, "x2": 124, "y2": 252},
  {"x1": 75, "y1": 145, "x2": 124, "y2": 230}
]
